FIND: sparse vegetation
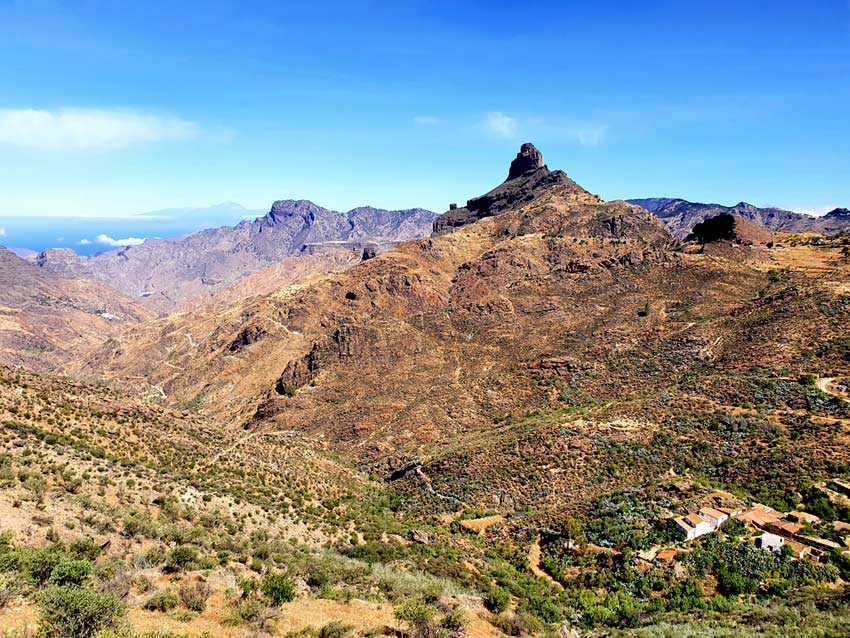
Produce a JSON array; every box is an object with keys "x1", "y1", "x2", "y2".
[{"x1": 261, "y1": 572, "x2": 296, "y2": 605}]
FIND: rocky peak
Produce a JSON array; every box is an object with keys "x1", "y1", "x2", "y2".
[
  {"x1": 433, "y1": 143, "x2": 588, "y2": 236},
  {"x1": 267, "y1": 200, "x2": 328, "y2": 224},
  {"x1": 361, "y1": 243, "x2": 378, "y2": 261},
  {"x1": 507, "y1": 143, "x2": 546, "y2": 181},
  {"x1": 732, "y1": 202, "x2": 759, "y2": 212},
  {"x1": 825, "y1": 207, "x2": 850, "y2": 219}
]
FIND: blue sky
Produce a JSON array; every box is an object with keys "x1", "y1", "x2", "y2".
[{"x1": 1, "y1": 0, "x2": 849, "y2": 235}]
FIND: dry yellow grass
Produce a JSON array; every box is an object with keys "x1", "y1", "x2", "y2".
[
  {"x1": 0, "y1": 598, "x2": 38, "y2": 635},
  {"x1": 459, "y1": 515, "x2": 505, "y2": 534},
  {"x1": 1, "y1": 595, "x2": 509, "y2": 638}
]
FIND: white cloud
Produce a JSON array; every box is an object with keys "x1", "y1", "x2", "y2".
[
  {"x1": 483, "y1": 112, "x2": 519, "y2": 138},
  {"x1": 564, "y1": 123, "x2": 609, "y2": 147},
  {"x1": 0, "y1": 108, "x2": 199, "y2": 150},
  {"x1": 0, "y1": 227, "x2": 5, "y2": 237},
  {"x1": 482, "y1": 112, "x2": 609, "y2": 147},
  {"x1": 413, "y1": 115, "x2": 440, "y2": 125},
  {"x1": 78, "y1": 238, "x2": 92, "y2": 245},
  {"x1": 96, "y1": 233, "x2": 145, "y2": 247},
  {"x1": 788, "y1": 205, "x2": 839, "y2": 217}
]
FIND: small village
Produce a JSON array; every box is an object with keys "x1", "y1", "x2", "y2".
[{"x1": 653, "y1": 478, "x2": 850, "y2": 567}]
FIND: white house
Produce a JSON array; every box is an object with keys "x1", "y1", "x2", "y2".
[
  {"x1": 675, "y1": 513, "x2": 715, "y2": 540},
  {"x1": 698, "y1": 507, "x2": 729, "y2": 528},
  {"x1": 756, "y1": 532, "x2": 785, "y2": 553}
]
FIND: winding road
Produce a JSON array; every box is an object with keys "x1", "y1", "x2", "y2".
[{"x1": 816, "y1": 377, "x2": 849, "y2": 401}]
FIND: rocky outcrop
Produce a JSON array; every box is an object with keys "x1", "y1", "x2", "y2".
[
  {"x1": 686, "y1": 213, "x2": 738, "y2": 243},
  {"x1": 507, "y1": 142, "x2": 546, "y2": 180},
  {"x1": 433, "y1": 143, "x2": 590, "y2": 235},
  {"x1": 275, "y1": 324, "x2": 364, "y2": 396},
  {"x1": 825, "y1": 208, "x2": 850, "y2": 220},
  {"x1": 361, "y1": 244, "x2": 379, "y2": 261},
  {"x1": 228, "y1": 325, "x2": 267, "y2": 352},
  {"x1": 686, "y1": 213, "x2": 776, "y2": 245}
]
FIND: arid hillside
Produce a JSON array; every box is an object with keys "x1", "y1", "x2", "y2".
[
  {"x1": 0, "y1": 246, "x2": 154, "y2": 372},
  {"x1": 74, "y1": 145, "x2": 850, "y2": 521}
]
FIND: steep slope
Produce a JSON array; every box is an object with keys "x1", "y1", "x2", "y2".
[
  {"x1": 629, "y1": 197, "x2": 850, "y2": 238},
  {"x1": 0, "y1": 245, "x2": 153, "y2": 371},
  {"x1": 35, "y1": 202, "x2": 436, "y2": 313},
  {"x1": 186, "y1": 248, "x2": 362, "y2": 310},
  {"x1": 77, "y1": 144, "x2": 673, "y2": 418}
]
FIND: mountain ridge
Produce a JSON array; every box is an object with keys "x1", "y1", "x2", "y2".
[
  {"x1": 628, "y1": 197, "x2": 850, "y2": 238},
  {"x1": 7, "y1": 144, "x2": 850, "y2": 636},
  {"x1": 34, "y1": 200, "x2": 436, "y2": 312}
]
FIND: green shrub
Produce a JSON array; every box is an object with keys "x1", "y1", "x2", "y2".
[
  {"x1": 492, "y1": 612, "x2": 540, "y2": 637},
  {"x1": 799, "y1": 374, "x2": 817, "y2": 387},
  {"x1": 441, "y1": 608, "x2": 470, "y2": 635},
  {"x1": 394, "y1": 598, "x2": 436, "y2": 627},
  {"x1": 18, "y1": 548, "x2": 66, "y2": 586},
  {"x1": 222, "y1": 599, "x2": 264, "y2": 625},
  {"x1": 36, "y1": 585, "x2": 125, "y2": 638},
  {"x1": 143, "y1": 588, "x2": 178, "y2": 612},
  {"x1": 717, "y1": 568, "x2": 757, "y2": 597},
  {"x1": 237, "y1": 575, "x2": 259, "y2": 598},
  {"x1": 261, "y1": 572, "x2": 296, "y2": 605},
  {"x1": 485, "y1": 586, "x2": 510, "y2": 613},
  {"x1": 67, "y1": 539, "x2": 102, "y2": 562},
  {"x1": 164, "y1": 546, "x2": 198, "y2": 573},
  {"x1": 49, "y1": 559, "x2": 92, "y2": 587}
]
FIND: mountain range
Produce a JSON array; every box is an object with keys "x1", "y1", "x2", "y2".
[
  {"x1": 629, "y1": 197, "x2": 850, "y2": 238},
  {"x1": 73, "y1": 144, "x2": 850, "y2": 519},
  {"x1": 32, "y1": 201, "x2": 436, "y2": 312}
]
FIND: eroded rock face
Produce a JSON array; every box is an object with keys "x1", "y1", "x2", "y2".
[
  {"x1": 507, "y1": 142, "x2": 545, "y2": 180},
  {"x1": 686, "y1": 213, "x2": 776, "y2": 245},
  {"x1": 228, "y1": 325, "x2": 267, "y2": 352},
  {"x1": 275, "y1": 324, "x2": 364, "y2": 396}
]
